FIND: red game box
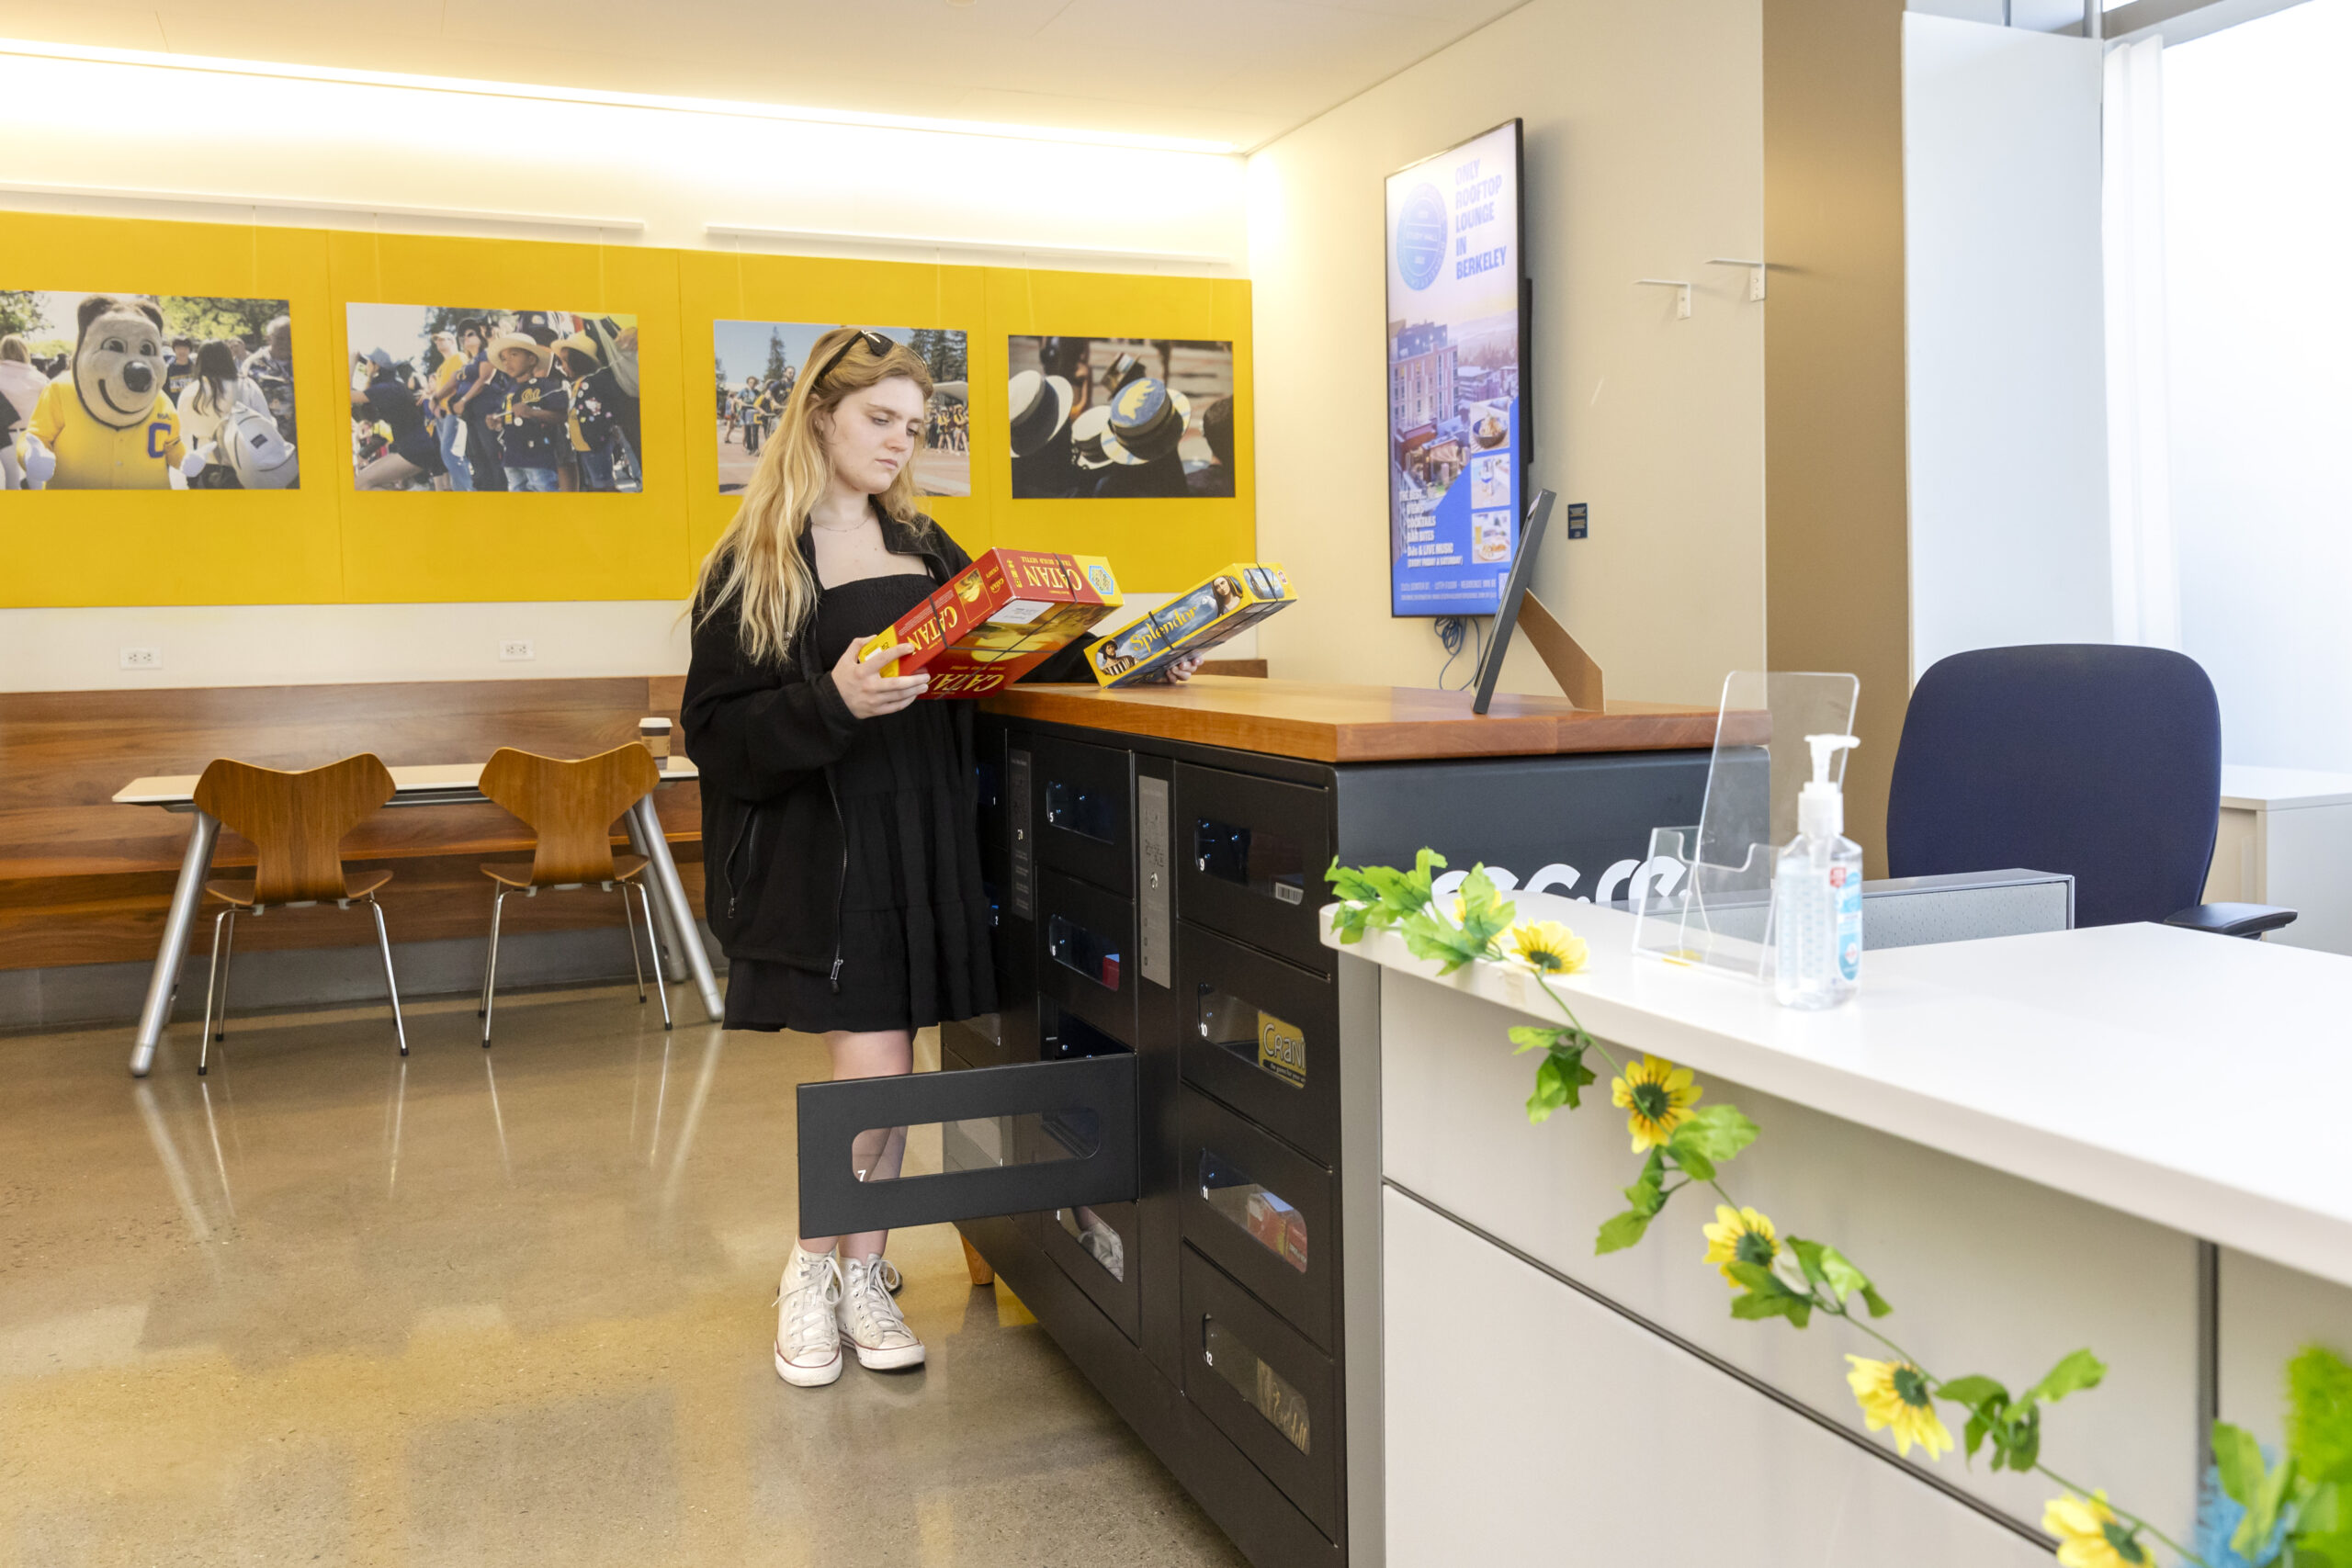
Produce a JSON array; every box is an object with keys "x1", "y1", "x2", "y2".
[{"x1": 858, "y1": 548, "x2": 1123, "y2": 699}]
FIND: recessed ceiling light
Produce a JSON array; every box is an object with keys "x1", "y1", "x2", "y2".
[{"x1": 0, "y1": 35, "x2": 1236, "y2": 155}]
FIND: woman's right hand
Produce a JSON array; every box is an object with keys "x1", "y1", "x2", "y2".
[{"x1": 832, "y1": 637, "x2": 930, "y2": 718}]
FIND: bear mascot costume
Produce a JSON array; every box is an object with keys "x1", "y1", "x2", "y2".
[{"x1": 15, "y1": 296, "x2": 209, "y2": 490}]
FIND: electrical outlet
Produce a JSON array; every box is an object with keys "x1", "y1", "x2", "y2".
[
  {"x1": 499, "y1": 638, "x2": 535, "y2": 662},
  {"x1": 120, "y1": 646, "x2": 163, "y2": 670}
]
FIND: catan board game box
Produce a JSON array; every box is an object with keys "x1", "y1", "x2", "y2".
[
  {"x1": 859, "y1": 547, "x2": 1122, "y2": 698},
  {"x1": 1085, "y1": 562, "x2": 1295, "y2": 687}
]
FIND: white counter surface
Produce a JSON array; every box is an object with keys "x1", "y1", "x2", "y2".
[{"x1": 1325, "y1": 894, "x2": 2352, "y2": 1291}]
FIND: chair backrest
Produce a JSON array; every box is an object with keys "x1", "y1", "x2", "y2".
[
  {"x1": 193, "y1": 753, "x2": 397, "y2": 905},
  {"x1": 1886, "y1": 644, "x2": 2222, "y2": 928},
  {"x1": 478, "y1": 743, "x2": 660, "y2": 887}
]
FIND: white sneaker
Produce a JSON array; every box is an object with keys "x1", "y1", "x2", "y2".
[
  {"x1": 839, "y1": 1254, "x2": 926, "y2": 1371},
  {"x1": 775, "y1": 1246, "x2": 843, "y2": 1387}
]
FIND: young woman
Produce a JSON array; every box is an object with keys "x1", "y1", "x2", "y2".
[
  {"x1": 684, "y1": 327, "x2": 1191, "y2": 1391},
  {"x1": 175, "y1": 340, "x2": 266, "y2": 490}
]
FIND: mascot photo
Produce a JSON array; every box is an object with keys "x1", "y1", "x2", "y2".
[{"x1": 3, "y1": 289, "x2": 300, "y2": 491}]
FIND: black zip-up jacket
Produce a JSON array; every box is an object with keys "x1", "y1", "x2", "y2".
[{"x1": 682, "y1": 509, "x2": 978, "y2": 982}]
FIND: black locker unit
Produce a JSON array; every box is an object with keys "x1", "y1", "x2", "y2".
[{"x1": 800, "y1": 705, "x2": 1711, "y2": 1568}]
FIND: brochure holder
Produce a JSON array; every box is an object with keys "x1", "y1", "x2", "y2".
[
  {"x1": 1630, "y1": 671, "x2": 1860, "y2": 978},
  {"x1": 1471, "y1": 490, "x2": 1607, "y2": 714}
]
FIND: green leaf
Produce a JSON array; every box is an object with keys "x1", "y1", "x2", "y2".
[
  {"x1": 1859, "y1": 1283, "x2": 1894, "y2": 1319},
  {"x1": 1595, "y1": 1209, "x2": 1653, "y2": 1254},
  {"x1": 1510, "y1": 1025, "x2": 1569, "y2": 1055},
  {"x1": 1621, "y1": 1149, "x2": 1668, "y2": 1216},
  {"x1": 2236, "y1": 1453, "x2": 2300, "y2": 1561},
  {"x1": 1668, "y1": 1104, "x2": 1759, "y2": 1167},
  {"x1": 2026, "y1": 1349, "x2": 2107, "y2": 1406},
  {"x1": 1670, "y1": 1144, "x2": 1714, "y2": 1181},
  {"x1": 1991, "y1": 1405, "x2": 2042, "y2": 1472},
  {"x1": 1724, "y1": 1261, "x2": 1813, "y2": 1329},
  {"x1": 2211, "y1": 1422, "x2": 2264, "y2": 1507},
  {"x1": 1453, "y1": 863, "x2": 1518, "y2": 956},
  {"x1": 1527, "y1": 1045, "x2": 1598, "y2": 1124},
  {"x1": 1935, "y1": 1375, "x2": 2009, "y2": 1409},
  {"x1": 1962, "y1": 1411, "x2": 1991, "y2": 1463}
]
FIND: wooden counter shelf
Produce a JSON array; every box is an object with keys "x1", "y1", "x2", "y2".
[{"x1": 980, "y1": 675, "x2": 1719, "y2": 763}]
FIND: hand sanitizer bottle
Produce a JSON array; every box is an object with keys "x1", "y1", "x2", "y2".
[{"x1": 1773, "y1": 734, "x2": 1863, "y2": 1010}]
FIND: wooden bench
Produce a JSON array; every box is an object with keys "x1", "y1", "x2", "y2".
[{"x1": 0, "y1": 677, "x2": 702, "y2": 971}]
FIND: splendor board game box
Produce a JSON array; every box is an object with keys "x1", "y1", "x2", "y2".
[
  {"x1": 859, "y1": 547, "x2": 1122, "y2": 698},
  {"x1": 1085, "y1": 562, "x2": 1295, "y2": 687}
]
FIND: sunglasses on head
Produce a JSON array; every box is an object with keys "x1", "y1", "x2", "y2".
[{"x1": 810, "y1": 329, "x2": 895, "y2": 389}]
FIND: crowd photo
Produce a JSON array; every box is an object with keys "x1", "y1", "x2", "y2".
[
  {"x1": 1, "y1": 289, "x2": 298, "y2": 491},
  {"x1": 713, "y1": 321, "x2": 967, "y2": 495},
  {"x1": 1005, "y1": 334, "x2": 1235, "y2": 500},
  {"x1": 344, "y1": 305, "x2": 642, "y2": 493}
]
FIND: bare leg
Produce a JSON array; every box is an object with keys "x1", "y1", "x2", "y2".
[{"x1": 797, "y1": 1028, "x2": 912, "y2": 1261}]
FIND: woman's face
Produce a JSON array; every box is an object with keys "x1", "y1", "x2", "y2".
[
  {"x1": 461, "y1": 331, "x2": 482, "y2": 354},
  {"x1": 821, "y1": 376, "x2": 926, "y2": 495}
]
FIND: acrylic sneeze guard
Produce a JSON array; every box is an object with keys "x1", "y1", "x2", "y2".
[{"x1": 1629, "y1": 671, "x2": 1859, "y2": 980}]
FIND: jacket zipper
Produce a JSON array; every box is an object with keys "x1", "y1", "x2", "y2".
[
  {"x1": 722, "y1": 808, "x2": 758, "y2": 920},
  {"x1": 824, "y1": 766, "x2": 847, "y2": 992}
]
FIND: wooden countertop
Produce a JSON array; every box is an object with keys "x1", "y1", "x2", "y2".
[{"x1": 980, "y1": 677, "x2": 1717, "y2": 763}]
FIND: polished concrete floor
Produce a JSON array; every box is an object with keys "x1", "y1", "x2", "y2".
[{"x1": 0, "y1": 983, "x2": 1250, "y2": 1568}]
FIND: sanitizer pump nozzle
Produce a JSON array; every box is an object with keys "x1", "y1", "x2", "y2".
[{"x1": 1797, "y1": 734, "x2": 1859, "y2": 839}]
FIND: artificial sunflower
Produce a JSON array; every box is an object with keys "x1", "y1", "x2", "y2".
[
  {"x1": 1701, "y1": 1204, "x2": 1780, "y2": 1287},
  {"x1": 2043, "y1": 1492, "x2": 2154, "y2": 1568},
  {"x1": 1610, "y1": 1055, "x2": 1702, "y2": 1151},
  {"x1": 1508, "y1": 920, "x2": 1589, "y2": 976},
  {"x1": 1844, "y1": 1355, "x2": 1954, "y2": 1461}
]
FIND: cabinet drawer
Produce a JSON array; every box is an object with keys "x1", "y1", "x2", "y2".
[
  {"x1": 1036, "y1": 870, "x2": 1136, "y2": 1048},
  {"x1": 1180, "y1": 1085, "x2": 1336, "y2": 1352},
  {"x1": 1177, "y1": 922, "x2": 1340, "y2": 1166},
  {"x1": 1176, "y1": 763, "x2": 1331, "y2": 974},
  {"x1": 1034, "y1": 734, "x2": 1134, "y2": 897},
  {"x1": 1182, "y1": 1244, "x2": 1340, "y2": 1543}
]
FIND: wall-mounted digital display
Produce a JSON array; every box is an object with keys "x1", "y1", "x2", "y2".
[
  {"x1": 1385, "y1": 119, "x2": 1527, "y2": 617},
  {"x1": 3, "y1": 289, "x2": 297, "y2": 491}
]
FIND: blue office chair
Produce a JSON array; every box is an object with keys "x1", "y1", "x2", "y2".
[{"x1": 1886, "y1": 645, "x2": 2295, "y2": 937}]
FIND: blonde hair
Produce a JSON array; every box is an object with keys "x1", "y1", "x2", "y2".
[
  {"x1": 0, "y1": 335, "x2": 27, "y2": 364},
  {"x1": 695, "y1": 327, "x2": 936, "y2": 665}
]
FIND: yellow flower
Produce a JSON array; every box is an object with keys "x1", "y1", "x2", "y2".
[
  {"x1": 1610, "y1": 1055, "x2": 1702, "y2": 1151},
  {"x1": 2043, "y1": 1492, "x2": 2155, "y2": 1568},
  {"x1": 1508, "y1": 920, "x2": 1589, "y2": 976},
  {"x1": 1844, "y1": 1356, "x2": 1953, "y2": 1461},
  {"x1": 1701, "y1": 1205, "x2": 1779, "y2": 1287}
]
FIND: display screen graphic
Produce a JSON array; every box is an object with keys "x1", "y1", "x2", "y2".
[{"x1": 1385, "y1": 120, "x2": 1526, "y2": 617}]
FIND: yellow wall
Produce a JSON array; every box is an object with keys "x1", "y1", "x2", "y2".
[{"x1": 4, "y1": 210, "x2": 1253, "y2": 609}]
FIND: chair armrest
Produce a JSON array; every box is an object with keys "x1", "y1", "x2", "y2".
[{"x1": 2163, "y1": 902, "x2": 2299, "y2": 939}]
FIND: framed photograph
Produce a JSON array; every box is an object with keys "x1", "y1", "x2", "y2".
[
  {"x1": 1005, "y1": 334, "x2": 1235, "y2": 500},
  {"x1": 2, "y1": 289, "x2": 297, "y2": 491},
  {"x1": 1385, "y1": 118, "x2": 1529, "y2": 617},
  {"x1": 345, "y1": 304, "x2": 641, "y2": 494},
  {"x1": 713, "y1": 322, "x2": 967, "y2": 495}
]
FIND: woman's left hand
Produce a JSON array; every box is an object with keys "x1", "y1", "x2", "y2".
[{"x1": 1163, "y1": 653, "x2": 1204, "y2": 684}]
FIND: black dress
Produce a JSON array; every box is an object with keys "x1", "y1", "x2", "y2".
[{"x1": 721, "y1": 571, "x2": 1000, "y2": 1035}]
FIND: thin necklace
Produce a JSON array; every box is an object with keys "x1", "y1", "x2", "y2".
[{"x1": 809, "y1": 516, "x2": 869, "y2": 534}]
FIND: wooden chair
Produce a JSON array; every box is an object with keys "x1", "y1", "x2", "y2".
[
  {"x1": 193, "y1": 754, "x2": 407, "y2": 1075},
  {"x1": 476, "y1": 743, "x2": 671, "y2": 1044}
]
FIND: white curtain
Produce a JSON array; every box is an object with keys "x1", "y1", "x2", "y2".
[{"x1": 2102, "y1": 36, "x2": 2180, "y2": 649}]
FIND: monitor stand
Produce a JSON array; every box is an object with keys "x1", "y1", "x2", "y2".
[{"x1": 1471, "y1": 488, "x2": 1608, "y2": 715}]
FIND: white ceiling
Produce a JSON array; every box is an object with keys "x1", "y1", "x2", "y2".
[{"x1": 0, "y1": 0, "x2": 1532, "y2": 151}]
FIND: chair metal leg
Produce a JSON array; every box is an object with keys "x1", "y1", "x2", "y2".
[
  {"x1": 213, "y1": 908, "x2": 237, "y2": 1043},
  {"x1": 620, "y1": 878, "x2": 648, "y2": 1004},
  {"x1": 481, "y1": 888, "x2": 509, "y2": 1048},
  {"x1": 478, "y1": 886, "x2": 499, "y2": 1017},
  {"x1": 366, "y1": 895, "x2": 408, "y2": 1058},
  {"x1": 635, "y1": 882, "x2": 673, "y2": 1032},
  {"x1": 198, "y1": 908, "x2": 232, "y2": 1077}
]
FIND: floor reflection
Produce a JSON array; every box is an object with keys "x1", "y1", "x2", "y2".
[{"x1": 2, "y1": 983, "x2": 1246, "y2": 1568}]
